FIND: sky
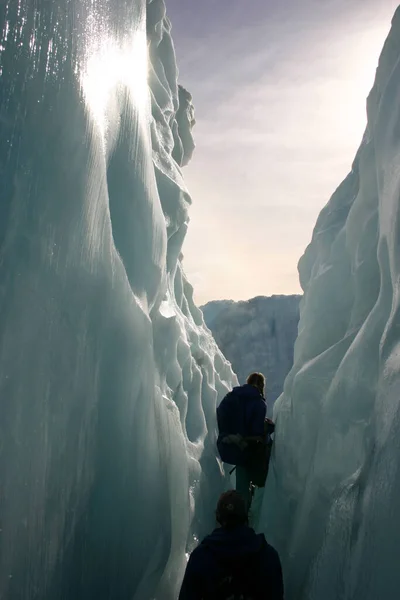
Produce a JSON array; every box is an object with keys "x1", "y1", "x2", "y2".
[{"x1": 165, "y1": 0, "x2": 399, "y2": 305}]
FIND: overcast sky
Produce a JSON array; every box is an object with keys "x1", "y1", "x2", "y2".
[{"x1": 166, "y1": 0, "x2": 399, "y2": 305}]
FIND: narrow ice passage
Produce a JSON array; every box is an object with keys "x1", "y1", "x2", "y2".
[{"x1": 3, "y1": 0, "x2": 400, "y2": 599}]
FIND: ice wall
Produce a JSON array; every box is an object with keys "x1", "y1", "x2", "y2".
[
  {"x1": 202, "y1": 295, "x2": 301, "y2": 410},
  {"x1": 264, "y1": 7, "x2": 400, "y2": 600},
  {"x1": 0, "y1": 1, "x2": 236, "y2": 598}
]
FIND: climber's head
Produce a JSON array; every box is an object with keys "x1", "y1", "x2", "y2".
[
  {"x1": 216, "y1": 490, "x2": 248, "y2": 529},
  {"x1": 246, "y1": 372, "x2": 265, "y2": 396}
]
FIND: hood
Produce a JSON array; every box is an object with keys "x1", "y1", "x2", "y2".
[{"x1": 201, "y1": 525, "x2": 265, "y2": 561}]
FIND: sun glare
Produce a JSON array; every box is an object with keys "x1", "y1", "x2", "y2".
[
  {"x1": 80, "y1": 22, "x2": 149, "y2": 149},
  {"x1": 339, "y1": 24, "x2": 390, "y2": 140}
]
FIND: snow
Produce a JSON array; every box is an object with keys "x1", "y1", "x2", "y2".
[
  {"x1": 0, "y1": 1, "x2": 236, "y2": 598},
  {"x1": 202, "y1": 295, "x2": 301, "y2": 411},
  {"x1": 262, "y1": 7, "x2": 400, "y2": 600}
]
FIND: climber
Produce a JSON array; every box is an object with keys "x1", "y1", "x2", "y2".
[
  {"x1": 178, "y1": 489, "x2": 284, "y2": 600},
  {"x1": 216, "y1": 372, "x2": 274, "y2": 509}
]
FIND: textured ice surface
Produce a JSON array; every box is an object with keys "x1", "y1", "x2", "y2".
[
  {"x1": 202, "y1": 295, "x2": 300, "y2": 410},
  {"x1": 0, "y1": 1, "x2": 236, "y2": 598},
  {"x1": 263, "y1": 7, "x2": 400, "y2": 600}
]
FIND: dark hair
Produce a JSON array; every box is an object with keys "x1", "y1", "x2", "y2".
[
  {"x1": 216, "y1": 490, "x2": 248, "y2": 528},
  {"x1": 246, "y1": 372, "x2": 265, "y2": 394}
]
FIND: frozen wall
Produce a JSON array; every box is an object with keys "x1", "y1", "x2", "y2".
[
  {"x1": 202, "y1": 295, "x2": 301, "y2": 410},
  {"x1": 264, "y1": 7, "x2": 400, "y2": 600},
  {"x1": 0, "y1": 1, "x2": 236, "y2": 599}
]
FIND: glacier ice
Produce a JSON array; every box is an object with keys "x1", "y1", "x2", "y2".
[
  {"x1": 0, "y1": 0, "x2": 236, "y2": 598},
  {"x1": 263, "y1": 7, "x2": 400, "y2": 600},
  {"x1": 202, "y1": 295, "x2": 301, "y2": 411}
]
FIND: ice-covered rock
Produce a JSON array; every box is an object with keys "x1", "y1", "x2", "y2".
[
  {"x1": 263, "y1": 7, "x2": 400, "y2": 600},
  {"x1": 202, "y1": 295, "x2": 301, "y2": 412},
  {"x1": 0, "y1": 1, "x2": 236, "y2": 598}
]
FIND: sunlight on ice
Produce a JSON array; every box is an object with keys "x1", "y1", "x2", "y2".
[{"x1": 80, "y1": 28, "x2": 149, "y2": 146}]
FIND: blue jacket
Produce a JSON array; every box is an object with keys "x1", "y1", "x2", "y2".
[
  {"x1": 216, "y1": 384, "x2": 267, "y2": 465},
  {"x1": 178, "y1": 525, "x2": 284, "y2": 599}
]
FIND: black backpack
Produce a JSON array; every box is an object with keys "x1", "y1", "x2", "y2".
[
  {"x1": 214, "y1": 570, "x2": 256, "y2": 600},
  {"x1": 204, "y1": 540, "x2": 265, "y2": 600},
  {"x1": 216, "y1": 390, "x2": 249, "y2": 466}
]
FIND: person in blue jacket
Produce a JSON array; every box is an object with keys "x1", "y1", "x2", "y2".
[
  {"x1": 178, "y1": 490, "x2": 284, "y2": 600},
  {"x1": 217, "y1": 373, "x2": 274, "y2": 509}
]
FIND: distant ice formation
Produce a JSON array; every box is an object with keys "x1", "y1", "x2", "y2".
[{"x1": 202, "y1": 295, "x2": 300, "y2": 411}]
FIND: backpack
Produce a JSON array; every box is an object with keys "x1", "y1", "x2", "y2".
[
  {"x1": 216, "y1": 391, "x2": 249, "y2": 466},
  {"x1": 205, "y1": 540, "x2": 266, "y2": 600},
  {"x1": 214, "y1": 570, "x2": 256, "y2": 600}
]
